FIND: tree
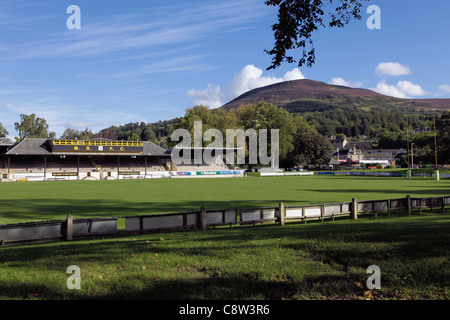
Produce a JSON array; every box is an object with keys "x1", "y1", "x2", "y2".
[
  {"x1": 377, "y1": 130, "x2": 406, "y2": 149},
  {"x1": 436, "y1": 112, "x2": 450, "y2": 164},
  {"x1": 141, "y1": 128, "x2": 157, "y2": 142},
  {"x1": 91, "y1": 129, "x2": 118, "y2": 140},
  {"x1": 60, "y1": 128, "x2": 93, "y2": 140},
  {"x1": 0, "y1": 122, "x2": 8, "y2": 138},
  {"x1": 171, "y1": 103, "x2": 296, "y2": 166},
  {"x1": 233, "y1": 102, "x2": 296, "y2": 159},
  {"x1": 171, "y1": 105, "x2": 238, "y2": 147},
  {"x1": 265, "y1": 0, "x2": 370, "y2": 70},
  {"x1": 127, "y1": 132, "x2": 141, "y2": 141},
  {"x1": 14, "y1": 114, "x2": 55, "y2": 142},
  {"x1": 287, "y1": 115, "x2": 333, "y2": 166}
]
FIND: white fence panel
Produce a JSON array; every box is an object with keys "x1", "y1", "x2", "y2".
[
  {"x1": 304, "y1": 207, "x2": 321, "y2": 217},
  {"x1": 286, "y1": 208, "x2": 302, "y2": 219}
]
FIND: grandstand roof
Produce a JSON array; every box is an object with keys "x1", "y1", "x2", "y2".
[{"x1": 5, "y1": 138, "x2": 169, "y2": 157}]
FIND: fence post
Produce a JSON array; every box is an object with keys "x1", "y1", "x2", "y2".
[
  {"x1": 66, "y1": 215, "x2": 73, "y2": 241},
  {"x1": 388, "y1": 199, "x2": 391, "y2": 217},
  {"x1": 442, "y1": 197, "x2": 446, "y2": 213},
  {"x1": 406, "y1": 195, "x2": 411, "y2": 215},
  {"x1": 200, "y1": 206, "x2": 207, "y2": 231},
  {"x1": 278, "y1": 202, "x2": 285, "y2": 227},
  {"x1": 351, "y1": 198, "x2": 358, "y2": 220}
]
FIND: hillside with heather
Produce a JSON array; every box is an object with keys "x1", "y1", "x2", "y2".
[{"x1": 221, "y1": 79, "x2": 450, "y2": 113}]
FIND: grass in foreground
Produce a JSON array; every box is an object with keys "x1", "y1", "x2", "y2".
[{"x1": 0, "y1": 209, "x2": 448, "y2": 300}]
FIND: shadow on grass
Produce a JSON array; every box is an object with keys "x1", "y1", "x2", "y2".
[
  {"x1": 0, "y1": 198, "x2": 302, "y2": 223},
  {"x1": 0, "y1": 211, "x2": 448, "y2": 299}
]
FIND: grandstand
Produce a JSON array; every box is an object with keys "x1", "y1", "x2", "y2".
[{"x1": 0, "y1": 138, "x2": 242, "y2": 182}]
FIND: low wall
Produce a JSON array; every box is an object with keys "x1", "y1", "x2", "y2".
[
  {"x1": 171, "y1": 170, "x2": 243, "y2": 178},
  {"x1": 0, "y1": 195, "x2": 448, "y2": 246},
  {"x1": 1, "y1": 170, "x2": 245, "y2": 182},
  {"x1": 260, "y1": 172, "x2": 313, "y2": 177}
]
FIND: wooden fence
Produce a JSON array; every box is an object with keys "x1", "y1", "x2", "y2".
[{"x1": 0, "y1": 195, "x2": 448, "y2": 246}]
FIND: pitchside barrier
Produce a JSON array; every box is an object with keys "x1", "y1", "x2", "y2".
[
  {"x1": 259, "y1": 170, "x2": 448, "y2": 179},
  {"x1": 0, "y1": 195, "x2": 448, "y2": 246}
]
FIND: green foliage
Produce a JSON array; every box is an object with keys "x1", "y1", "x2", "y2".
[
  {"x1": 172, "y1": 102, "x2": 334, "y2": 166},
  {"x1": 60, "y1": 128, "x2": 93, "y2": 140},
  {"x1": 265, "y1": 0, "x2": 370, "y2": 70},
  {"x1": 0, "y1": 122, "x2": 8, "y2": 138},
  {"x1": 436, "y1": 112, "x2": 450, "y2": 164},
  {"x1": 284, "y1": 115, "x2": 333, "y2": 166},
  {"x1": 303, "y1": 107, "x2": 416, "y2": 138},
  {"x1": 289, "y1": 130, "x2": 334, "y2": 166},
  {"x1": 234, "y1": 102, "x2": 296, "y2": 158},
  {"x1": 95, "y1": 119, "x2": 179, "y2": 147},
  {"x1": 14, "y1": 113, "x2": 56, "y2": 142}
]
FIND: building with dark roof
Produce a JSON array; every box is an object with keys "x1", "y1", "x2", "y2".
[
  {"x1": 0, "y1": 138, "x2": 241, "y2": 181},
  {"x1": 0, "y1": 138, "x2": 173, "y2": 181}
]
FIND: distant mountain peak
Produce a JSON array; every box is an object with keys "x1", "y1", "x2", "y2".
[{"x1": 221, "y1": 79, "x2": 450, "y2": 112}]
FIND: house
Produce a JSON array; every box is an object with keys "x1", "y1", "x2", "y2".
[
  {"x1": 330, "y1": 137, "x2": 348, "y2": 149},
  {"x1": 332, "y1": 146, "x2": 364, "y2": 162},
  {"x1": 320, "y1": 158, "x2": 341, "y2": 170},
  {"x1": 361, "y1": 148, "x2": 406, "y2": 166},
  {"x1": 347, "y1": 141, "x2": 373, "y2": 150}
]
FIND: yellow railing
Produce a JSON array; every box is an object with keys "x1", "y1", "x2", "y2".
[{"x1": 52, "y1": 140, "x2": 144, "y2": 147}]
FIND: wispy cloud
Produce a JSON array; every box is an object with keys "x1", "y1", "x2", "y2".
[
  {"x1": 1, "y1": 0, "x2": 269, "y2": 60},
  {"x1": 1, "y1": 98, "x2": 143, "y2": 138},
  {"x1": 106, "y1": 55, "x2": 220, "y2": 79}
]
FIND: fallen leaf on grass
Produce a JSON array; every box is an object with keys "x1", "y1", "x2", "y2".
[{"x1": 364, "y1": 290, "x2": 374, "y2": 300}]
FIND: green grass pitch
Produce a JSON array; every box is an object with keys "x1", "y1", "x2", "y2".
[
  {"x1": 0, "y1": 175, "x2": 449, "y2": 301},
  {"x1": 0, "y1": 175, "x2": 448, "y2": 224}
]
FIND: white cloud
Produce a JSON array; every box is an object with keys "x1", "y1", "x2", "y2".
[
  {"x1": 186, "y1": 84, "x2": 225, "y2": 109},
  {"x1": 187, "y1": 64, "x2": 305, "y2": 108},
  {"x1": 396, "y1": 80, "x2": 425, "y2": 97},
  {"x1": 438, "y1": 84, "x2": 450, "y2": 94},
  {"x1": 330, "y1": 77, "x2": 363, "y2": 88},
  {"x1": 375, "y1": 62, "x2": 412, "y2": 77},
  {"x1": 371, "y1": 80, "x2": 425, "y2": 99},
  {"x1": 283, "y1": 68, "x2": 306, "y2": 82}
]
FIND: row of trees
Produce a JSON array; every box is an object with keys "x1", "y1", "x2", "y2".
[
  {"x1": 0, "y1": 114, "x2": 177, "y2": 148},
  {"x1": 0, "y1": 104, "x2": 335, "y2": 167},
  {"x1": 303, "y1": 107, "x2": 433, "y2": 139},
  {"x1": 170, "y1": 103, "x2": 335, "y2": 168},
  {"x1": 1, "y1": 106, "x2": 449, "y2": 166}
]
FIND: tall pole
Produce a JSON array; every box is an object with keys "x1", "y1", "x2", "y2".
[
  {"x1": 406, "y1": 118, "x2": 410, "y2": 168},
  {"x1": 411, "y1": 143, "x2": 414, "y2": 169},
  {"x1": 434, "y1": 115, "x2": 438, "y2": 167}
]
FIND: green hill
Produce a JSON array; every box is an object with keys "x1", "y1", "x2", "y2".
[{"x1": 221, "y1": 79, "x2": 450, "y2": 113}]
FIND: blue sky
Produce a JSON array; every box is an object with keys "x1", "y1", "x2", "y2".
[{"x1": 0, "y1": 0, "x2": 449, "y2": 139}]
